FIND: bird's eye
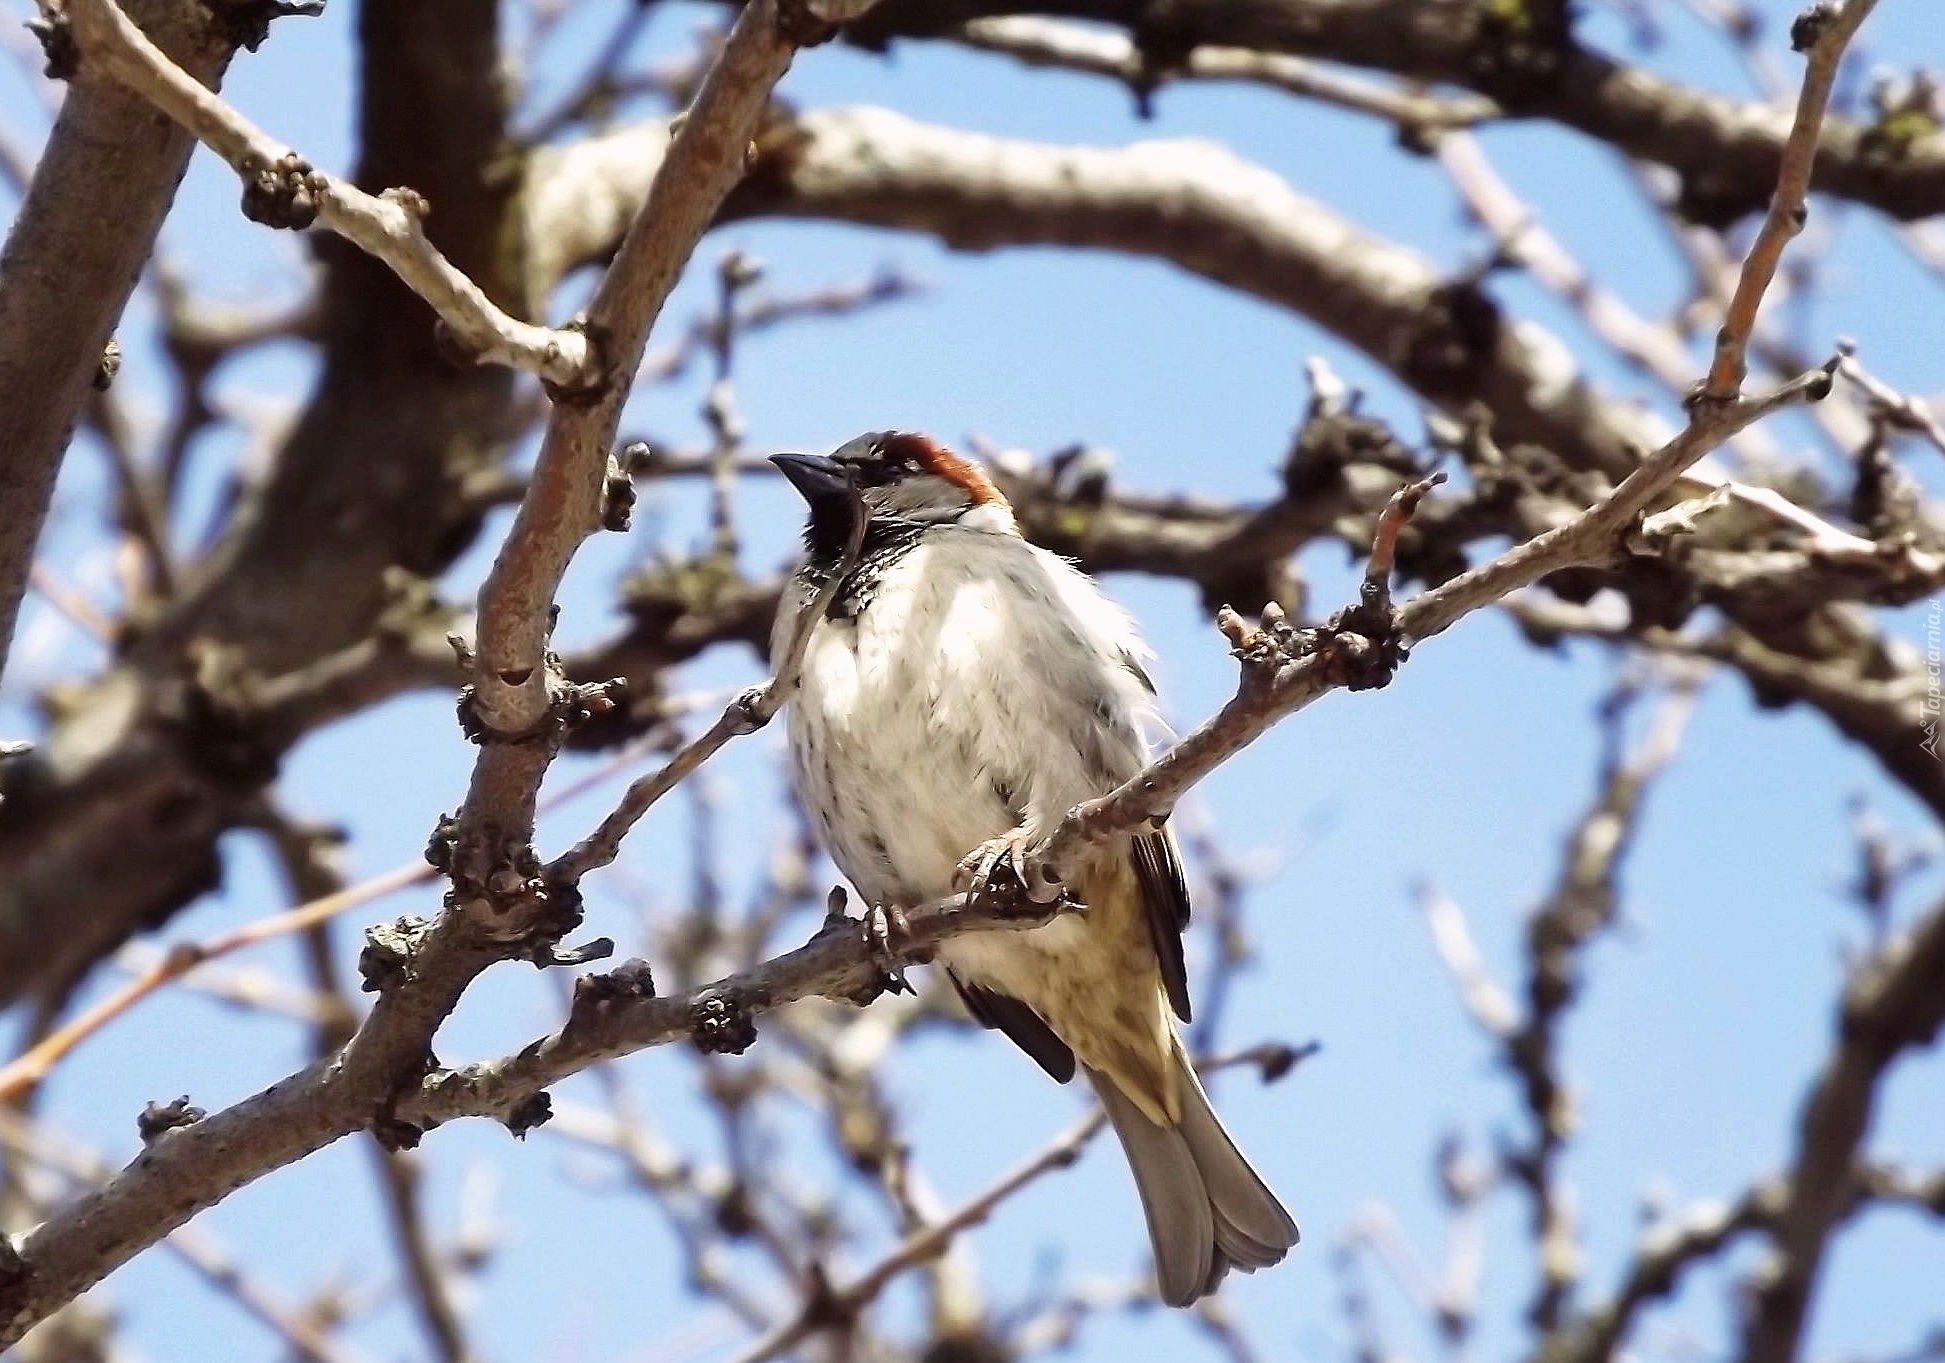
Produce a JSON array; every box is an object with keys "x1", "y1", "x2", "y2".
[{"x1": 852, "y1": 458, "x2": 906, "y2": 487}]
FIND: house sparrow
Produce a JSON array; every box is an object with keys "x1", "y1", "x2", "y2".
[{"x1": 772, "y1": 431, "x2": 1297, "y2": 1305}]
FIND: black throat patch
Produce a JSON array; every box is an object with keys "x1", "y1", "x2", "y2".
[{"x1": 804, "y1": 517, "x2": 928, "y2": 621}]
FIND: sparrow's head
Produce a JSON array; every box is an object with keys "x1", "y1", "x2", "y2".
[{"x1": 772, "y1": 432, "x2": 1013, "y2": 554}]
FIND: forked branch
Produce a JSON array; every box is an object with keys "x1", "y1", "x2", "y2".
[{"x1": 56, "y1": 0, "x2": 599, "y2": 387}]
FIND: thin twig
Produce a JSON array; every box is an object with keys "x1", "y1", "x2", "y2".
[
  {"x1": 0, "y1": 862, "x2": 428, "y2": 1101},
  {"x1": 1516, "y1": 682, "x2": 1699, "y2": 1329},
  {"x1": 166, "y1": 1224, "x2": 370, "y2": 1363},
  {"x1": 1437, "y1": 130, "x2": 1705, "y2": 399},
  {"x1": 723, "y1": 1045, "x2": 1304, "y2": 1363},
  {"x1": 1701, "y1": 0, "x2": 1880, "y2": 399},
  {"x1": 0, "y1": 735, "x2": 666, "y2": 1099},
  {"x1": 548, "y1": 479, "x2": 865, "y2": 884},
  {"x1": 1031, "y1": 369, "x2": 1826, "y2": 893},
  {"x1": 1415, "y1": 883, "x2": 1518, "y2": 1039},
  {"x1": 1738, "y1": 903, "x2": 1945, "y2": 1363},
  {"x1": 26, "y1": 563, "x2": 113, "y2": 641},
  {"x1": 727, "y1": 1111, "x2": 1109, "y2": 1363},
  {"x1": 58, "y1": 0, "x2": 599, "y2": 388},
  {"x1": 519, "y1": 0, "x2": 659, "y2": 144},
  {"x1": 954, "y1": 15, "x2": 1497, "y2": 133},
  {"x1": 1544, "y1": 1181, "x2": 1789, "y2": 1363},
  {"x1": 1839, "y1": 352, "x2": 1945, "y2": 456},
  {"x1": 367, "y1": 1148, "x2": 470, "y2": 1363}
]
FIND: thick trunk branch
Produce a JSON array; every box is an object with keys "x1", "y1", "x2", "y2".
[{"x1": 0, "y1": 0, "x2": 240, "y2": 682}]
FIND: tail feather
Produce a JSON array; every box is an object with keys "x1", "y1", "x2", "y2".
[
  {"x1": 1095, "y1": 1074, "x2": 1215, "y2": 1305},
  {"x1": 1092, "y1": 1051, "x2": 1297, "y2": 1306},
  {"x1": 1175, "y1": 1050, "x2": 1299, "y2": 1270}
]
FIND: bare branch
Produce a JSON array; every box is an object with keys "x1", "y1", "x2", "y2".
[
  {"x1": 1033, "y1": 368, "x2": 1829, "y2": 892},
  {"x1": 1739, "y1": 900, "x2": 1945, "y2": 1363},
  {"x1": 1541, "y1": 1181, "x2": 1790, "y2": 1363},
  {"x1": 548, "y1": 480, "x2": 866, "y2": 885},
  {"x1": 1436, "y1": 129, "x2": 1704, "y2": 401},
  {"x1": 730, "y1": 1111, "x2": 1108, "y2": 1363},
  {"x1": 0, "y1": 862, "x2": 429, "y2": 1102},
  {"x1": 366, "y1": 1148, "x2": 470, "y2": 1363},
  {"x1": 0, "y1": 0, "x2": 258, "y2": 682},
  {"x1": 1416, "y1": 883, "x2": 1519, "y2": 1040},
  {"x1": 0, "y1": 734, "x2": 661, "y2": 1101},
  {"x1": 845, "y1": 0, "x2": 1945, "y2": 223},
  {"x1": 1840, "y1": 351, "x2": 1945, "y2": 458},
  {"x1": 538, "y1": 107, "x2": 1667, "y2": 482},
  {"x1": 164, "y1": 1224, "x2": 369, "y2": 1363},
  {"x1": 1702, "y1": 0, "x2": 1880, "y2": 400},
  {"x1": 1515, "y1": 682, "x2": 1699, "y2": 1328},
  {"x1": 59, "y1": 0, "x2": 597, "y2": 388},
  {"x1": 954, "y1": 16, "x2": 1496, "y2": 133},
  {"x1": 462, "y1": 0, "x2": 836, "y2": 845}
]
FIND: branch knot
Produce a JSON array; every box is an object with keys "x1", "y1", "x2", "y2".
[
  {"x1": 213, "y1": 0, "x2": 326, "y2": 52},
  {"x1": 359, "y1": 915, "x2": 434, "y2": 993},
  {"x1": 690, "y1": 986, "x2": 760, "y2": 1054},
  {"x1": 239, "y1": 152, "x2": 324, "y2": 230},
  {"x1": 775, "y1": 0, "x2": 839, "y2": 47},
  {"x1": 137, "y1": 1096, "x2": 206, "y2": 1145},
  {"x1": 26, "y1": 12, "x2": 76, "y2": 80}
]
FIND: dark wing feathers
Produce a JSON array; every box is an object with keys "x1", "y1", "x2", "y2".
[
  {"x1": 1133, "y1": 829, "x2": 1193, "y2": 1022},
  {"x1": 949, "y1": 972, "x2": 1076, "y2": 1083},
  {"x1": 1110, "y1": 647, "x2": 1192, "y2": 1021}
]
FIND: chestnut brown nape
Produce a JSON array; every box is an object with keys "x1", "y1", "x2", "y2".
[{"x1": 877, "y1": 431, "x2": 1007, "y2": 507}]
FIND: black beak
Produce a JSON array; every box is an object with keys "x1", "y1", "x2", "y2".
[{"x1": 770, "y1": 452, "x2": 851, "y2": 509}]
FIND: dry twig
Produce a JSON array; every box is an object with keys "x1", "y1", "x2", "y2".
[
  {"x1": 57, "y1": 0, "x2": 598, "y2": 387},
  {"x1": 1701, "y1": 0, "x2": 1881, "y2": 399}
]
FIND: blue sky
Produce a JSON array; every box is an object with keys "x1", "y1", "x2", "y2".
[{"x1": 3, "y1": 1, "x2": 1943, "y2": 1360}]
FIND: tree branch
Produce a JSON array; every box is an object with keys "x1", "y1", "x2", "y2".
[
  {"x1": 1739, "y1": 899, "x2": 1945, "y2": 1363},
  {"x1": 953, "y1": 15, "x2": 1497, "y2": 134},
  {"x1": 60, "y1": 0, "x2": 597, "y2": 388},
  {"x1": 1539, "y1": 1180, "x2": 1790, "y2": 1363},
  {"x1": 1702, "y1": 0, "x2": 1881, "y2": 400},
  {"x1": 538, "y1": 106, "x2": 1665, "y2": 482},
  {"x1": 1031, "y1": 366, "x2": 1830, "y2": 892},
  {"x1": 0, "y1": 0, "x2": 262, "y2": 682},
  {"x1": 844, "y1": 0, "x2": 1945, "y2": 224},
  {"x1": 460, "y1": 0, "x2": 827, "y2": 869}
]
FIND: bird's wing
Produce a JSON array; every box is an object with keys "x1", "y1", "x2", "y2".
[
  {"x1": 1132, "y1": 827, "x2": 1193, "y2": 1023},
  {"x1": 948, "y1": 971, "x2": 1076, "y2": 1083},
  {"x1": 1017, "y1": 539, "x2": 1195, "y2": 1024}
]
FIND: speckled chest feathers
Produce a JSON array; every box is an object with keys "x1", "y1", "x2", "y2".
[{"x1": 783, "y1": 520, "x2": 1157, "y2": 904}]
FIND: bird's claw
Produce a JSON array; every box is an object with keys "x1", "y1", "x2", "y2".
[
  {"x1": 809, "y1": 888, "x2": 914, "y2": 1001},
  {"x1": 955, "y1": 829, "x2": 1061, "y2": 909},
  {"x1": 863, "y1": 901, "x2": 915, "y2": 996}
]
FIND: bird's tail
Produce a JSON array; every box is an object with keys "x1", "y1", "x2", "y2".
[{"x1": 1092, "y1": 1048, "x2": 1299, "y2": 1306}]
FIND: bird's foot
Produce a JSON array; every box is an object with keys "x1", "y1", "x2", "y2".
[
  {"x1": 863, "y1": 897, "x2": 915, "y2": 996},
  {"x1": 954, "y1": 828, "x2": 1062, "y2": 909},
  {"x1": 813, "y1": 886, "x2": 916, "y2": 997}
]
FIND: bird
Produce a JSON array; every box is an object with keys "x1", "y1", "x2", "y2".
[{"x1": 770, "y1": 430, "x2": 1298, "y2": 1306}]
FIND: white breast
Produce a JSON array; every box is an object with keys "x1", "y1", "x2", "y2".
[{"x1": 780, "y1": 525, "x2": 1160, "y2": 910}]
